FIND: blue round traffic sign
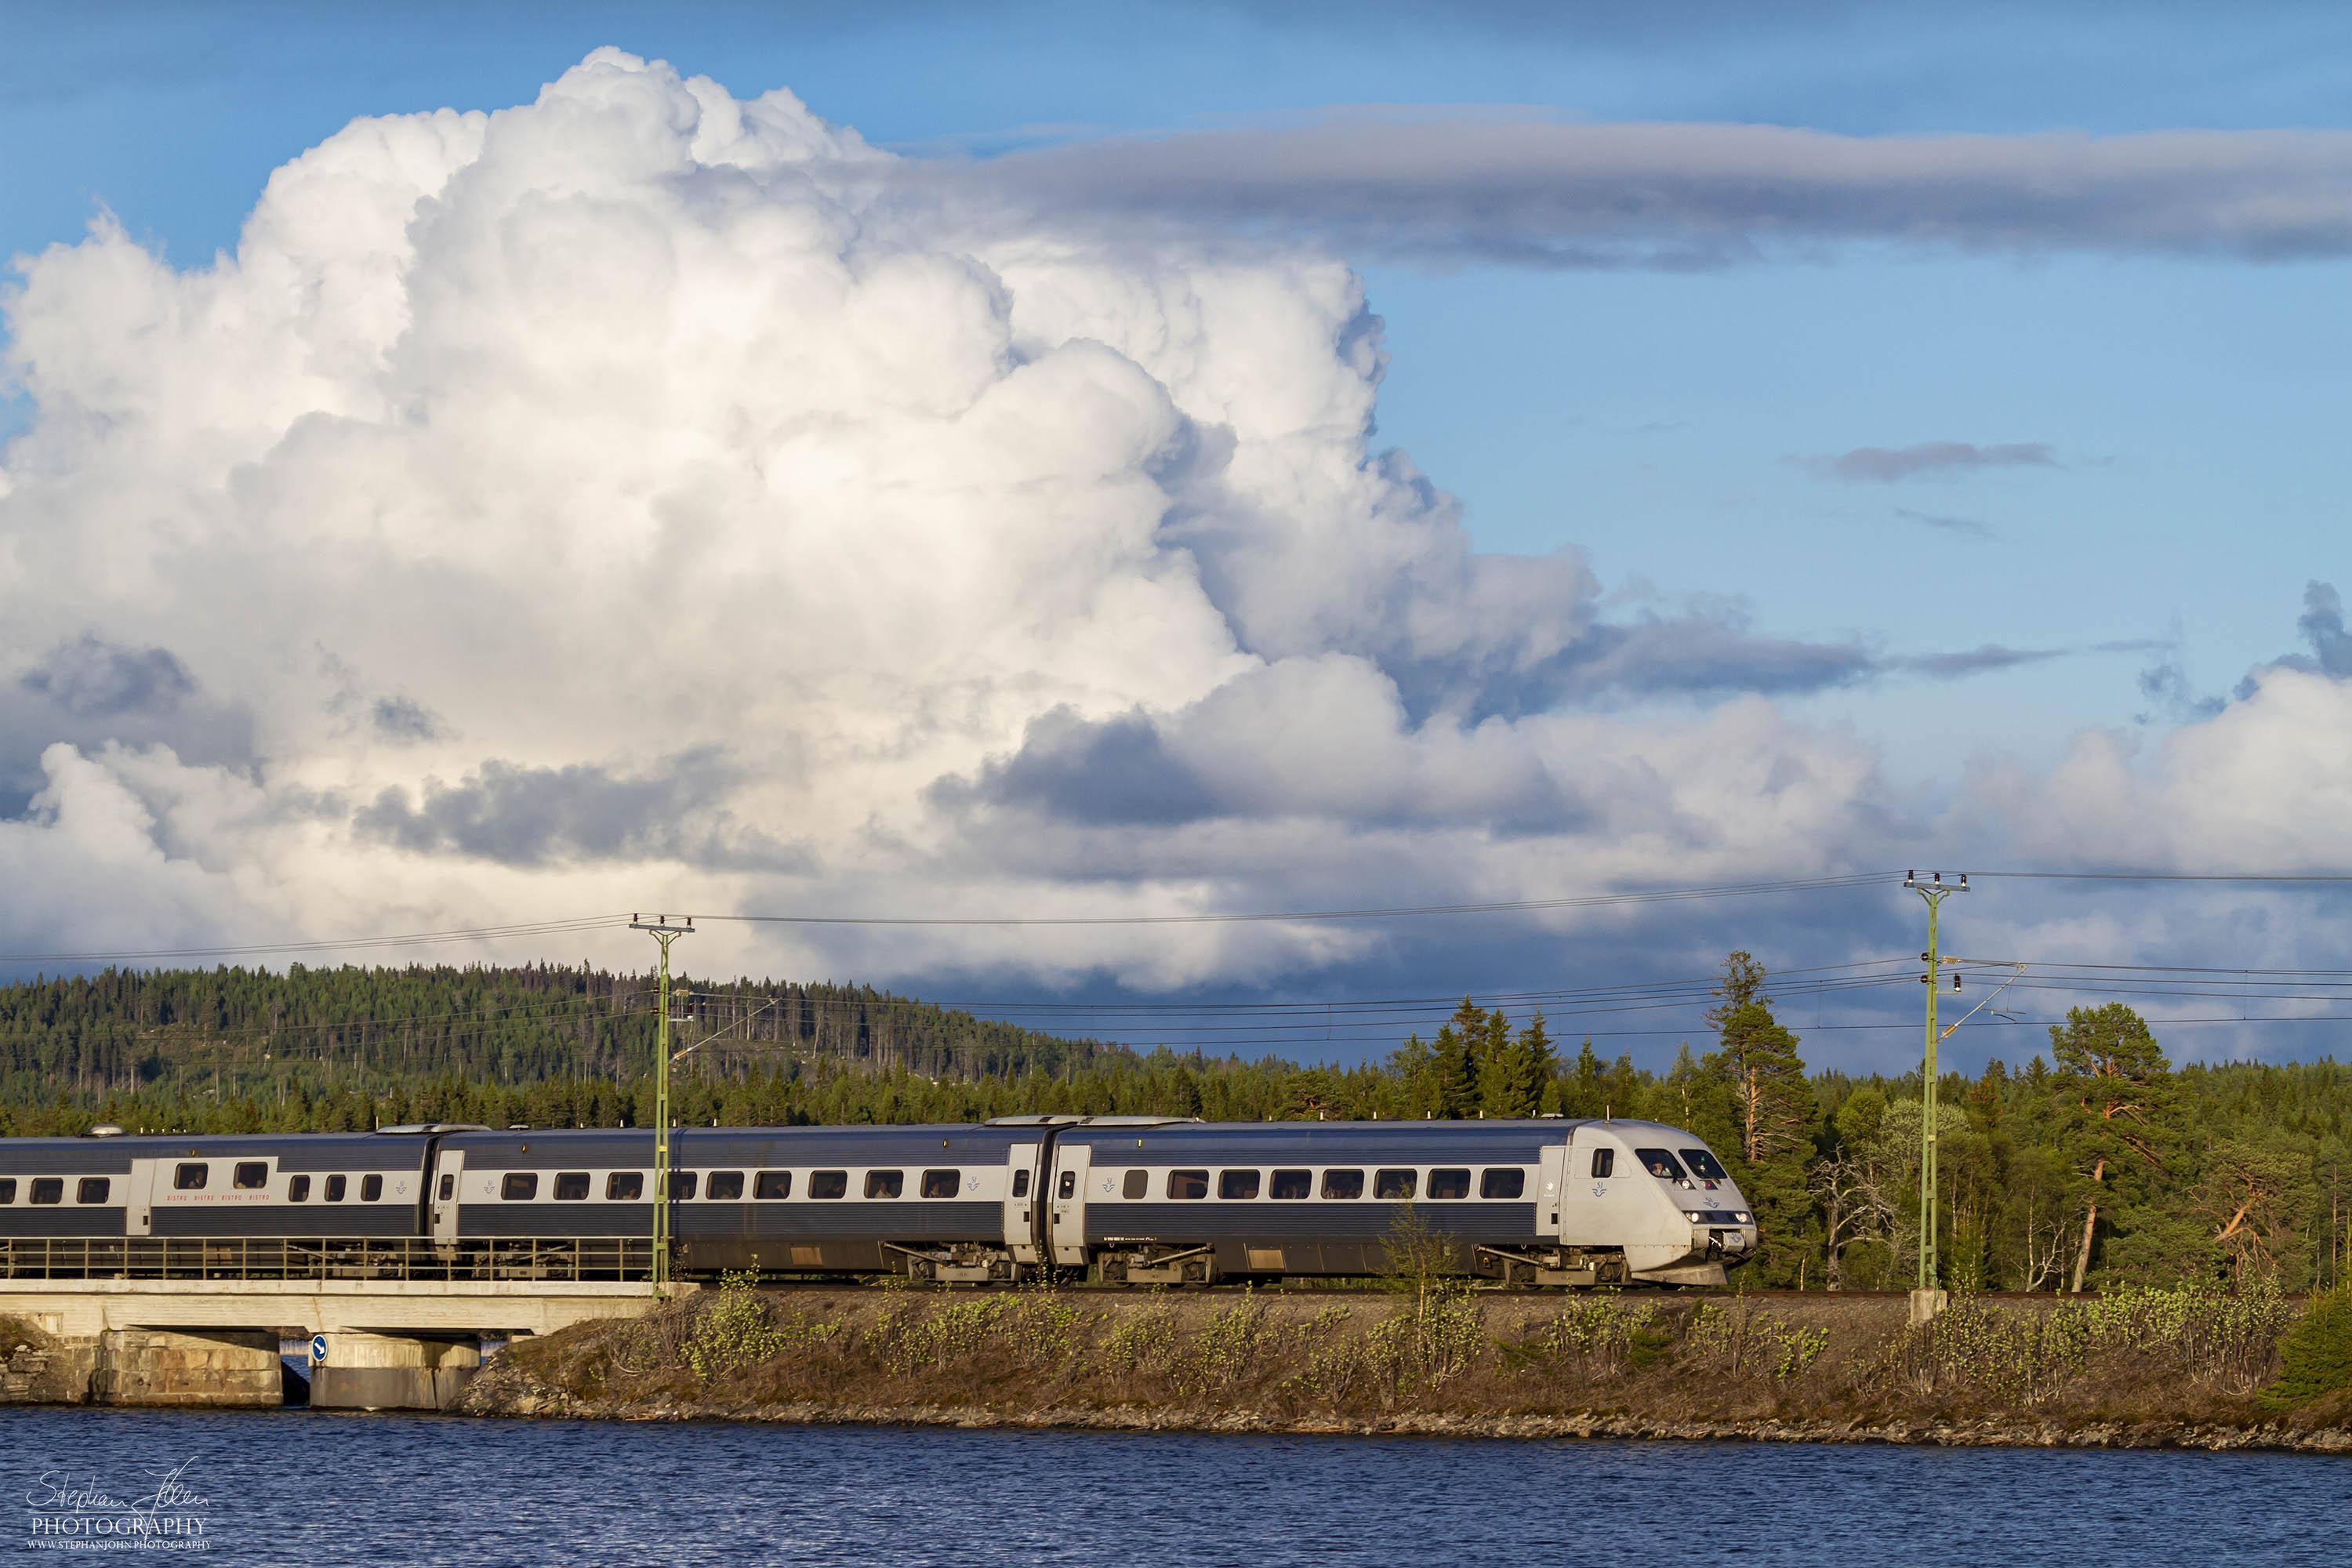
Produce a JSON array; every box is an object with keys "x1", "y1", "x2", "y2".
[{"x1": 310, "y1": 1334, "x2": 328, "y2": 1364}]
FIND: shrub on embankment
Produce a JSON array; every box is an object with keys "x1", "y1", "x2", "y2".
[{"x1": 474, "y1": 1279, "x2": 2342, "y2": 1438}]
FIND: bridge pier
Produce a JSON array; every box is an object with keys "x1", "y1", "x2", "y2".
[
  {"x1": 311, "y1": 1333, "x2": 481, "y2": 1411},
  {"x1": 93, "y1": 1330, "x2": 283, "y2": 1407}
]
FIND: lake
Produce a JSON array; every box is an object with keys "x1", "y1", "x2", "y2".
[{"x1": 8, "y1": 1408, "x2": 2345, "y2": 1566}]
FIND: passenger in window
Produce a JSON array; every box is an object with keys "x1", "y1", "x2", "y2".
[
  {"x1": 1269, "y1": 1170, "x2": 1311, "y2": 1200},
  {"x1": 810, "y1": 1171, "x2": 848, "y2": 1199},
  {"x1": 234, "y1": 1162, "x2": 268, "y2": 1190},
  {"x1": 325, "y1": 1175, "x2": 347, "y2": 1202},
  {"x1": 77, "y1": 1178, "x2": 110, "y2": 1203},
  {"x1": 1218, "y1": 1170, "x2": 1261, "y2": 1200},
  {"x1": 866, "y1": 1171, "x2": 903, "y2": 1199},
  {"x1": 607, "y1": 1172, "x2": 644, "y2": 1200},
  {"x1": 287, "y1": 1176, "x2": 311, "y2": 1203},
  {"x1": 1636, "y1": 1149, "x2": 1689, "y2": 1182},
  {"x1": 754, "y1": 1171, "x2": 791, "y2": 1200},
  {"x1": 174, "y1": 1163, "x2": 208, "y2": 1191},
  {"x1": 707, "y1": 1172, "x2": 746, "y2": 1201},
  {"x1": 1321, "y1": 1169, "x2": 1364, "y2": 1200},
  {"x1": 1374, "y1": 1169, "x2": 1417, "y2": 1200},
  {"x1": 554, "y1": 1172, "x2": 591, "y2": 1201},
  {"x1": 920, "y1": 1170, "x2": 960, "y2": 1200},
  {"x1": 670, "y1": 1172, "x2": 699, "y2": 1201}
]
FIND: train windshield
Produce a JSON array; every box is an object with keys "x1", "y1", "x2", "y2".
[
  {"x1": 1635, "y1": 1149, "x2": 1686, "y2": 1180},
  {"x1": 1680, "y1": 1149, "x2": 1730, "y2": 1182}
]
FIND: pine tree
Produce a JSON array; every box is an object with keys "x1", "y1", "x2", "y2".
[{"x1": 1479, "y1": 1011, "x2": 1553, "y2": 1118}]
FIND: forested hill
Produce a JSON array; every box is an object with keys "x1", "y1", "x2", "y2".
[{"x1": 3, "y1": 960, "x2": 2350, "y2": 1298}]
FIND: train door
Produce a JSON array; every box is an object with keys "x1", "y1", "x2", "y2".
[
  {"x1": 123, "y1": 1160, "x2": 161, "y2": 1236},
  {"x1": 431, "y1": 1149, "x2": 465, "y2": 1245},
  {"x1": 1003, "y1": 1144, "x2": 1042, "y2": 1265},
  {"x1": 1537, "y1": 1141, "x2": 1570, "y2": 1240},
  {"x1": 1048, "y1": 1142, "x2": 1091, "y2": 1266}
]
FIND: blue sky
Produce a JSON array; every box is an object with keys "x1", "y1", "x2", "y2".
[{"x1": 4, "y1": 3, "x2": 2350, "y2": 1070}]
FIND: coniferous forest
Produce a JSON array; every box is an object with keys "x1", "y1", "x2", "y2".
[{"x1": 1, "y1": 955, "x2": 2346, "y2": 1296}]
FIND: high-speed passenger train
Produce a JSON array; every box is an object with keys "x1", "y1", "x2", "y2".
[{"x1": 0, "y1": 1116, "x2": 1757, "y2": 1287}]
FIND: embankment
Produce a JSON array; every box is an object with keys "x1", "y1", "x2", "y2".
[{"x1": 456, "y1": 1283, "x2": 2352, "y2": 1453}]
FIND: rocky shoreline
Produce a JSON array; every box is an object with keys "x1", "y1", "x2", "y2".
[{"x1": 452, "y1": 1341, "x2": 2352, "y2": 1454}]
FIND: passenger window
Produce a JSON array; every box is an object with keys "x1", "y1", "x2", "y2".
[
  {"x1": 288, "y1": 1176, "x2": 311, "y2": 1203},
  {"x1": 0, "y1": 1178, "x2": 13, "y2": 1203},
  {"x1": 31, "y1": 1178, "x2": 64, "y2": 1204},
  {"x1": 1590, "y1": 1149, "x2": 1614, "y2": 1179},
  {"x1": 1011, "y1": 1169, "x2": 1031, "y2": 1199},
  {"x1": 670, "y1": 1172, "x2": 699, "y2": 1201},
  {"x1": 325, "y1": 1174, "x2": 347, "y2": 1202},
  {"x1": 866, "y1": 1171, "x2": 903, "y2": 1199},
  {"x1": 1056, "y1": 1171, "x2": 1076, "y2": 1200},
  {"x1": 1428, "y1": 1168, "x2": 1471, "y2": 1200},
  {"x1": 1218, "y1": 1169, "x2": 1261, "y2": 1200},
  {"x1": 1481, "y1": 1169, "x2": 1526, "y2": 1199},
  {"x1": 361, "y1": 1174, "x2": 383, "y2": 1202},
  {"x1": 1374, "y1": 1169, "x2": 1417, "y2": 1200},
  {"x1": 921, "y1": 1169, "x2": 960, "y2": 1200},
  {"x1": 755, "y1": 1171, "x2": 791, "y2": 1200},
  {"x1": 174, "y1": 1163, "x2": 208, "y2": 1191},
  {"x1": 1269, "y1": 1169, "x2": 1312, "y2": 1200},
  {"x1": 438, "y1": 1174, "x2": 455, "y2": 1201},
  {"x1": 78, "y1": 1177, "x2": 111, "y2": 1204},
  {"x1": 1321, "y1": 1169, "x2": 1364, "y2": 1200},
  {"x1": 707, "y1": 1171, "x2": 745, "y2": 1201},
  {"x1": 554, "y1": 1172, "x2": 591, "y2": 1201},
  {"x1": 1636, "y1": 1149, "x2": 1687, "y2": 1180},
  {"x1": 1681, "y1": 1148, "x2": 1730, "y2": 1182},
  {"x1": 1122, "y1": 1169, "x2": 1148, "y2": 1200},
  {"x1": 606, "y1": 1172, "x2": 644, "y2": 1200},
  {"x1": 1167, "y1": 1169, "x2": 1209, "y2": 1200},
  {"x1": 502, "y1": 1172, "x2": 538, "y2": 1201},
  {"x1": 234, "y1": 1162, "x2": 268, "y2": 1190},
  {"x1": 811, "y1": 1171, "x2": 848, "y2": 1200}
]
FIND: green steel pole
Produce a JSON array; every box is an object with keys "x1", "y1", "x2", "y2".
[{"x1": 1919, "y1": 891, "x2": 1940, "y2": 1293}]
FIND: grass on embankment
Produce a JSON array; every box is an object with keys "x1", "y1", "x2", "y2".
[{"x1": 474, "y1": 1279, "x2": 2352, "y2": 1443}]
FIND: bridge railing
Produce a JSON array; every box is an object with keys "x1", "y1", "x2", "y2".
[{"x1": 0, "y1": 1236, "x2": 658, "y2": 1283}]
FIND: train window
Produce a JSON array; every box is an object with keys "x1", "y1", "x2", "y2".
[
  {"x1": 1167, "y1": 1169, "x2": 1209, "y2": 1200},
  {"x1": 1218, "y1": 1170, "x2": 1260, "y2": 1200},
  {"x1": 288, "y1": 1176, "x2": 311, "y2": 1203},
  {"x1": 234, "y1": 1162, "x2": 269, "y2": 1190},
  {"x1": 755, "y1": 1171, "x2": 791, "y2": 1200},
  {"x1": 361, "y1": 1175, "x2": 383, "y2": 1202},
  {"x1": 1374, "y1": 1169, "x2": 1417, "y2": 1200},
  {"x1": 554, "y1": 1172, "x2": 591, "y2": 1201},
  {"x1": 1589, "y1": 1149, "x2": 1613, "y2": 1179},
  {"x1": 1428, "y1": 1169, "x2": 1471, "y2": 1200},
  {"x1": 1270, "y1": 1169, "x2": 1312, "y2": 1200},
  {"x1": 1122, "y1": 1169, "x2": 1148, "y2": 1200},
  {"x1": 174, "y1": 1163, "x2": 208, "y2": 1191},
  {"x1": 1321, "y1": 1169, "x2": 1363, "y2": 1200},
  {"x1": 30, "y1": 1178, "x2": 63, "y2": 1205},
  {"x1": 1011, "y1": 1169, "x2": 1030, "y2": 1199},
  {"x1": 1056, "y1": 1171, "x2": 1076, "y2": 1200},
  {"x1": 811, "y1": 1171, "x2": 848, "y2": 1200},
  {"x1": 707, "y1": 1172, "x2": 746, "y2": 1201},
  {"x1": 921, "y1": 1170, "x2": 960, "y2": 1200},
  {"x1": 1680, "y1": 1149, "x2": 1730, "y2": 1182},
  {"x1": 502, "y1": 1172, "x2": 538, "y2": 1201},
  {"x1": 78, "y1": 1178, "x2": 111, "y2": 1204},
  {"x1": 1481, "y1": 1169, "x2": 1526, "y2": 1200},
  {"x1": 0, "y1": 1178, "x2": 13, "y2": 1203},
  {"x1": 866, "y1": 1171, "x2": 904, "y2": 1199},
  {"x1": 607, "y1": 1172, "x2": 644, "y2": 1201},
  {"x1": 1635, "y1": 1149, "x2": 1687, "y2": 1181},
  {"x1": 670, "y1": 1172, "x2": 699, "y2": 1201},
  {"x1": 325, "y1": 1175, "x2": 347, "y2": 1202},
  {"x1": 438, "y1": 1174, "x2": 455, "y2": 1202}
]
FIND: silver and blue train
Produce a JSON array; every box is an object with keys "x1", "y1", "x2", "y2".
[{"x1": 0, "y1": 1116, "x2": 1757, "y2": 1287}]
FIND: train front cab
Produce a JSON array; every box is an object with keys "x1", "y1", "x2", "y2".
[{"x1": 1553, "y1": 1120, "x2": 1759, "y2": 1288}]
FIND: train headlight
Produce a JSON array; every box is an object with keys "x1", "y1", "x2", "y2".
[
  {"x1": 1683, "y1": 1210, "x2": 1704, "y2": 1221},
  {"x1": 1735, "y1": 1212, "x2": 1752, "y2": 1224}
]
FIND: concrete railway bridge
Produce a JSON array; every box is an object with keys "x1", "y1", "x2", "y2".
[{"x1": 0, "y1": 1236, "x2": 673, "y2": 1410}]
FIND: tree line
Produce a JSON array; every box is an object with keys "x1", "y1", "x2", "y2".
[{"x1": 0, "y1": 956, "x2": 2345, "y2": 1293}]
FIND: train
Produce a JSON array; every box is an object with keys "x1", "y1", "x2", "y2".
[{"x1": 0, "y1": 1115, "x2": 1758, "y2": 1288}]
